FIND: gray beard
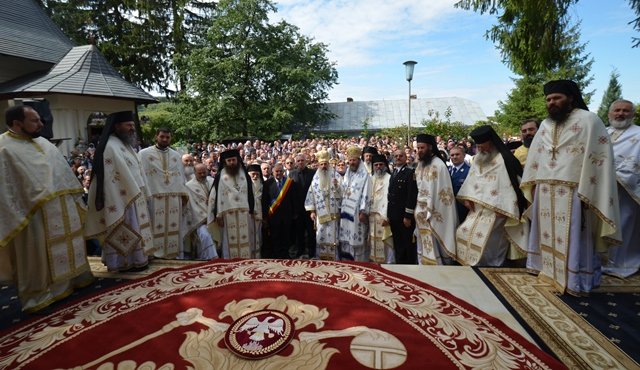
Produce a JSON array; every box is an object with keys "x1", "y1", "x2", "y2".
[
  {"x1": 474, "y1": 150, "x2": 497, "y2": 166},
  {"x1": 318, "y1": 168, "x2": 330, "y2": 190},
  {"x1": 116, "y1": 131, "x2": 137, "y2": 147},
  {"x1": 184, "y1": 166, "x2": 194, "y2": 178},
  {"x1": 610, "y1": 118, "x2": 633, "y2": 129},
  {"x1": 374, "y1": 169, "x2": 386, "y2": 178}
]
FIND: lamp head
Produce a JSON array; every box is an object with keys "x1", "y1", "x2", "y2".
[{"x1": 403, "y1": 60, "x2": 417, "y2": 81}]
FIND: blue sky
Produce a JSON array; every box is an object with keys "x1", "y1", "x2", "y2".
[{"x1": 273, "y1": 0, "x2": 639, "y2": 117}]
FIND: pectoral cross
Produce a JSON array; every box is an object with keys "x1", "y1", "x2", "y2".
[{"x1": 548, "y1": 146, "x2": 559, "y2": 160}]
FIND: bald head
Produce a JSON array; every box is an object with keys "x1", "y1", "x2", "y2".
[{"x1": 194, "y1": 163, "x2": 208, "y2": 181}]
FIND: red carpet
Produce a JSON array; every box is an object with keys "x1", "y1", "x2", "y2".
[{"x1": 0, "y1": 259, "x2": 565, "y2": 369}]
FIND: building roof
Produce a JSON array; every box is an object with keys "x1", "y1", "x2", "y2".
[
  {"x1": 0, "y1": 45, "x2": 158, "y2": 104},
  {"x1": 317, "y1": 97, "x2": 487, "y2": 132},
  {"x1": 0, "y1": 0, "x2": 74, "y2": 64}
]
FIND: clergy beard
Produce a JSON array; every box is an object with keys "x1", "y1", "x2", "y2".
[
  {"x1": 474, "y1": 150, "x2": 497, "y2": 166},
  {"x1": 251, "y1": 179, "x2": 261, "y2": 189},
  {"x1": 610, "y1": 118, "x2": 633, "y2": 129},
  {"x1": 318, "y1": 168, "x2": 330, "y2": 190},
  {"x1": 374, "y1": 168, "x2": 386, "y2": 178},
  {"x1": 184, "y1": 166, "x2": 194, "y2": 179},
  {"x1": 226, "y1": 163, "x2": 240, "y2": 176},
  {"x1": 523, "y1": 136, "x2": 534, "y2": 148},
  {"x1": 116, "y1": 131, "x2": 137, "y2": 147},
  {"x1": 547, "y1": 100, "x2": 573, "y2": 123}
]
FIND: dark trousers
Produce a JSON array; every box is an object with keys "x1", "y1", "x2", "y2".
[
  {"x1": 389, "y1": 217, "x2": 416, "y2": 264},
  {"x1": 269, "y1": 219, "x2": 293, "y2": 259},
  {"x1": 295, "y1": 213, "x2": 316, "y2": 258}
]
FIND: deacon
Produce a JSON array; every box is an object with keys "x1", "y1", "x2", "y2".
[
  {"x1": 184, "y1": 163, "x2": 218, "y2": 260},
  {"x1": 138, "y1": 128, "x2": 190, "y2": 259},
  {"x1": 262, "y1": 163, "x2": 299, "y2": 259},
  {"x1": 247, "y1": 164, "x2": 264, "y2": 257},
  {"x1": 388, "y1": 150, "x2": 416, "y2": 264},
  {"x1": 86, "y1": 111, "x2": 153, "y2": 272},
  {"x1": 368, "y1": 154, "x2": 394, "y2": 263},
  {"x1": 305, "y1": 150, "x2": 342, "y2": 260},
  {"x1": 602, "y1": 99, "x2": 640, "y2": 278},
  {"x1": 513, "y1": 119, "x2": 539, "y2": 167},
  {"x1": 208, "y1": 149, "x2": 256, "y2": 258},
  {"x1": 406, "y1": 134, "x2": 457, "y2": 265},
  {"x1": 522, "y1": 79, "x2": 621, "y2": 295},
  {"x1": 339, "y1": 146, "x2": 372, "y2": 261},
  {"x1": 0, "y1": 105, "x2": 93, "y2": 312},
  {"x1": 455, "y1": 126, "x2": 528, "y2": 267}
]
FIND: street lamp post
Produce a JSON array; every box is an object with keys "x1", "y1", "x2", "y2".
[{"x1": 403, "y1": 60, "x2": 417, "y2": 147}]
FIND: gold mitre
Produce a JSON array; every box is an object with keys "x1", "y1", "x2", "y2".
[
  {"x1": 316, "y1": 150, "x2": 330, "y2": 163},
  {"x1": 346, "y1": 146, "x2": 362, "y2": 159}
]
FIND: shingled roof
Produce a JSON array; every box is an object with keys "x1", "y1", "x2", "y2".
[
  {"x1": 0, "y1": 45, "x2": 158, "y2": 103},
  {"x1": 0, "y1": 0, "x2": 74, "y2": 64}
]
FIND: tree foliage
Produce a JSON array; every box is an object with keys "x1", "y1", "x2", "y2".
[
  {"x1": 630, "y1": 0, "x2": 640, "y2": 47},
  {"x1": 37, "y1": 0, "x2": 216, "y2": 95},
  {"x1": 597, "y1": 70, "x2": 624, "y2": 124},
  {"x1": 175, "y1": 0, "x2": 338, "y2": 141}
]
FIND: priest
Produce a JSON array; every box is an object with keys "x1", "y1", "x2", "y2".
[
  {"x1": 86, "y1": 111, "x2": 153, "y2": 272},
  {"x1": 368, "y1": 154, "x2": 394, "y2": 263},
  {"x1": 602, "y1": 99, "x2": 640, "y2": 278},
  {"x1": 455, "y1": 125, "x2": 528, "y2": 267},
  {"x1": 208, "y1": 149, "x2": 256, "y2": 258},
  {"x1": 406, "y1": 134, "x2": 457, "y2": 265},
  {"x1": 247, "y1": 163, "x2": 264, "y2": 258},
  {"x1": 138, "y1": 128, "x2": 190, "y2": 259},
  {"x1": 184, "y1": 163, "x2": 218, "y2": 260},
  {"x1": 1, "y1": 105, "x2": 93, "y2": 312},
  {"x1": 522, "y1": 79, "x2": 621, "y2": 295},
  {"x1": 305, "y1": 150, "x2": 342, "y2": 260},
  {"x1": 339, "y1": 146, "x2": 372, "y2": 261}
]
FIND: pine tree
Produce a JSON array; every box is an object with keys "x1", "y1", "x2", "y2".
[{"x1": 596, "y1": 71, "x2": 623, "y2": 124}]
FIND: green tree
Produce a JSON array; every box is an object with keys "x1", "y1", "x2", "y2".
[
  {"x1": 596, "y1": 70, "x2": 623, "y2": 124},
  {"x1": 176, "y1": 0, "x2": 338, "y2": 141},
  {"x1": 37, "y1": 0, "x2": 216, "y2": 95},
  {"x1": 630, "y1": 0, "x2": 640, "y2": 46}
]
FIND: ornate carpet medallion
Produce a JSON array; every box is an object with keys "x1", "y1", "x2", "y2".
[
  {"x1": 225, "y1": 309, "x2": 295, "y2": 359},
  {"x1": 0, "y1": 260, "x2": 564, "y2": 369}
]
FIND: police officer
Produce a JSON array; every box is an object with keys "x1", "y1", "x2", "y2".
[{"x1": 387, "y1": 149, "x2": 416, "y2": 264}]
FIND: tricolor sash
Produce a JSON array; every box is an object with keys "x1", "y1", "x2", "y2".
[{"x1": 269, "y1": 178, "x2": 293, "y2": 216}]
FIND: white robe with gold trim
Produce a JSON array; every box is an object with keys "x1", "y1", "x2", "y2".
[
  {"x1": 369, "y1": 172, "x2": 394, "y2": 263},
  {"x1": 339, "y1": 162, "x2": 371, "y2": 261},
  {"x1": 456, "y1": 153, "x2": 528, "y2": 266},
  {"x1": 0, "y1": 132, "x2": 92, "y2": 311},
  {"x1": 185, "y1": 177, "x2": 217, "y2": 260},
  {"x1": 305, "y1": 168, "x2": 342, "y2": 260},
  {"x1": 522, "y1": 109, "x2": 621, "y2": 294},
  {"x1": 138, "y1": 146, "x2": 190, "y2": 258}
]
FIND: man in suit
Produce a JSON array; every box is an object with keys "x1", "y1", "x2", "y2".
[
  {"x1": 289, "y1": 154, "x2": 316, "y2": 258},
  {"x1": 448, "y1": 145, "x2": 470, "y2": 223},
  {"x1": 262, "y1": 163, "x2": 299, "y2": 259},
  {"x1": 387, "y1": 149, "x2": 416, "y2": 264}
]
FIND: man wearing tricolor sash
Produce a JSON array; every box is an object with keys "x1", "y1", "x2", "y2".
[
  {"x1": 138, "y1": 128, "x2": 190, "y2": 259},
  {"x1": 1, "y1": 106, "x2": 93, "y2": 312},
  {"x1": 406, "y1": 134, "x2": 457, "y2": 265},
  {"x1": 184, "y1": 164, "x2": 218, "y2": 260},
  {"x1": 339, "y1": 146, "x2": 372, "y2": 261},
  {"x1": 263, "y1": 163, "x2": 299, "y2": 259},
  {"x1": 602, "y1": 99, "x2": 640, "y2": 278},
  {"x1": 208, "y1": 149, "x2": 256, "y2": 259},
  {"x1": 305, "y1": 150, "x2": 342, "y2": 260},
  {"x1": 455, "y1": 125, "x2": 528, "y2": 267},
  {"x1": 368, "y1": 154, "x2": 394, "y2": 263},
  {"x1": 522, "y1": 80, "x2": 621, "y2": 295}
]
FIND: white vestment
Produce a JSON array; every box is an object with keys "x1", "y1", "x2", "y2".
[
  {"x1": 305, "y1": 167, "x2": 342, "y2": 260},
  {"x1": 0, "y1": 132, "x2": 93, "y2": 311},
  {"x1": 409, "y1": 157, "x2": 458, "y2": 265},
  {"x1": 369, "y1": 172, "x2": 394, "y2": 263},
  {"x1": 251, "y1": 179, "x2": 263, "y2": 259},
  {"x1": 207, "y1": 169, "x2": 256, "y2": 258},
  {"x1": 522, "y1": 109, "x2": 621, "y2": 295},
  {"x1": 456, "y1": 153, "x2": 528, "y2": 266},
  {"x1": 339, "y1": 162, "x2": 371, "y2": 261},
  {"x1": 86, "y1": 135, "x2": 153, "y2": 272},
  {"x1": 602, "y1": 125, "x2": 640, "y2": 278},
  {"x1": 185, "y1": 177, "x2": 217, "y2": 260},
  {"x1": 138, "y1": 146, "x2": 190, "y2": 258}
]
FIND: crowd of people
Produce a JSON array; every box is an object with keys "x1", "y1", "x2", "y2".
[{"x1": 1, "y1": 79, "x2": 638, "y2": 314}]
